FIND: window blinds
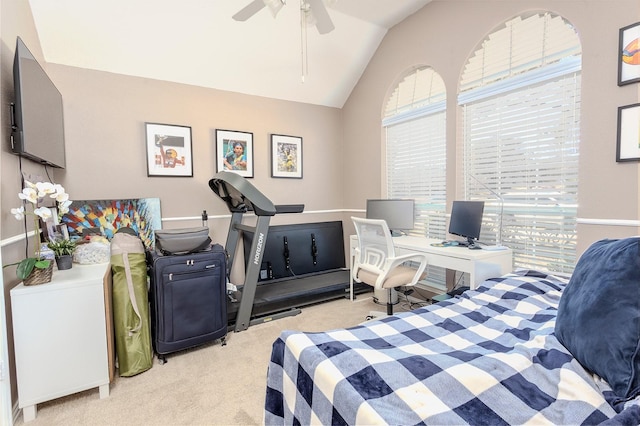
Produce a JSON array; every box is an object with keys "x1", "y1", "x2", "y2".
[
  {"x1": 459, "y1": 12, "x2": 581, "y2": 274},
  {"x1": 460, "y1": 12, "x2": 582, "y2": 92},
  {"x1": 384, "y1": 67, "x2": 447, "y2": 290},
  {"x1": 386, "y1": 113, "x2": 448, "y2": 290}
]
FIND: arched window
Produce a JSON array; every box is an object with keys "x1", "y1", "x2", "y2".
[
  {"x1": 383, "y1": 66, "x2": 447, "y2": 289},
  {"x1": 458, "y1": 12, "x2": 581, "y2": 273}
]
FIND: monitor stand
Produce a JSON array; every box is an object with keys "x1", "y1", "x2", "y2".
[
  {"x1": 466, "y1": 237, "x2": 481, "y2": 249},
  {"x1": 390, "y1": 230, "x2": 403, "y2": 237}
]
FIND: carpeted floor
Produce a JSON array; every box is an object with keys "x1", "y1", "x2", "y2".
[{"x1": 13, "y1": 295, "x2": 415, "y2": 426}]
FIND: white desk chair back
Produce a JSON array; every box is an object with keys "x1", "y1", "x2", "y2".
[{"x1": 351, "y1": 217, "x2": 428, "y2": 318}]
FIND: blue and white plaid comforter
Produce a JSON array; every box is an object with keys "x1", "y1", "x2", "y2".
[{"x1": 265, "y1": 270, "x2": 640, "y2": 425}]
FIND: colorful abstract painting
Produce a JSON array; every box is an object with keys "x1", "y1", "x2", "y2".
[{"x1": 61, "y1": 198, "x2": 161, "y2": 249}]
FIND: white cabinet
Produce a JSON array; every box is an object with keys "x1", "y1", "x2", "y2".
[{"x1": 11, "y1": 263, "x2": 110, "y2": 422}]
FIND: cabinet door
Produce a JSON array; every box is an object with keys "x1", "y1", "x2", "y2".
[{"x1": 12, "y1": 281, "x2": 108, "y2": 406}]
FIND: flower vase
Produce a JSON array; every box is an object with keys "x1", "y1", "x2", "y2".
[
  {"x1": 55, "y1": 255, "x2": 73, "y2": 271},
  {"x1": 23, "y1": 261, "x2": 54, "y2": 286}
]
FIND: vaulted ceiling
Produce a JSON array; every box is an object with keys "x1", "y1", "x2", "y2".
[{"x1": 28, "y1": 0, "x2": 431, "y2": 108}]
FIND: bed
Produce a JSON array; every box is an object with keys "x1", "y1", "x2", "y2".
[{"x1": 264, "y1": 237, "x2": 640, "y2": 425}]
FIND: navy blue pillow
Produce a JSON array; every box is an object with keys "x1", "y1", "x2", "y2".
[{"x1": 555, "y1": 237, "x2": 640, "y2": 400}]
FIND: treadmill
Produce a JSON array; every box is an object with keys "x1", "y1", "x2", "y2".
[{"x1": 209, "y1": 172, "x2": 358, "y2": 332}]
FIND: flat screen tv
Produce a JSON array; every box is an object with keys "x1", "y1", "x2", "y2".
[
  {"x1": 366, "y1": 199, "x2": 415, "y2": 236},
  {"x1": 448, "y1": 200, "x2": 484, "y2": 246},
  {"x1": 11, "y1": 36, "x2": 66, "y2": 169}
]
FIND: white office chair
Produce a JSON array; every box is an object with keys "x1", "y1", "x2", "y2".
[{"x1": 351, "y1": 217, "x2": 428, "y2": 319}]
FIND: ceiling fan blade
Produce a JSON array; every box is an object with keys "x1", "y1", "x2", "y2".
[
  {"x1": 306, "y1": 0, "x2": 334, "y2": 34},
  {"x1": 232, "y1": 0, "x2": 266, "y2": 21}
]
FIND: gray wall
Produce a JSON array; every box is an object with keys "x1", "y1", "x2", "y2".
[{"x1": 46, "y1": 65, "x2": 346, "y2": 222}]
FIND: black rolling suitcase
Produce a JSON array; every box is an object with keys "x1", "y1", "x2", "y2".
[{"x1": 146, "y1": 244, "x2": 227, "y2": 362}]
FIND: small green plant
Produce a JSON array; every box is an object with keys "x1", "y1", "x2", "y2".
[{"x1": 47, "y1": 239, "x2": 77, "y2": 257}]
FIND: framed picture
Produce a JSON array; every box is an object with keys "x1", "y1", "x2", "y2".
[
  {"x1": 145, "y1": 123, "x2": 193, "y2": 177},
  {"x1": 216, "y1": 129, "x2": 254, "y2": 178},
  {"x1": 271, "y1": 134, "x2": 303, "y2": 179},
  {"x1": 618, "y1": 22, "x2": 640, "y2": 86},
  {"x1": 41, "y1": 206, "x2": 60, "y2": 242},
  {"x1": 616, "y1": 103, "x2": 640, "y2": 162}
]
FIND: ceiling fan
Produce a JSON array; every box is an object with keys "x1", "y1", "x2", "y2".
[{"x1": 233, "y1": 0, "x2": 335, "y2": 35}]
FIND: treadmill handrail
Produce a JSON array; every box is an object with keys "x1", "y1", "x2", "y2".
[
  {"x1": 209, "y1": 171, "x2": 276, "y2": 216},
  {"x1": 275, "y1": 204, "x2": 305, "y2": 214}
]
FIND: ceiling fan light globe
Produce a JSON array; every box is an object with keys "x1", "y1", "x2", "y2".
[
  {"x1": 302, "y1": 9, "x2": 317, "y2": 27},
  {"x1": 264, "y1": 0, "x2": 286, "y2": 18}
]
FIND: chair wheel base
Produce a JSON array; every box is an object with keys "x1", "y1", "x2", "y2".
[{"x1": 363, "y1": 310, "x2": 389, "y2": 322}]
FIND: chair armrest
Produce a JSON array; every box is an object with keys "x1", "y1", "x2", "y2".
[
  {"x1": 385, "y1": 253, "x2": 428, "y2": 274},
  {"x1": 389, "y1": 253, "x2": 429, "y2": 265},
  {"x1": 374, "y1": 253, "x2": 428, "y2": 289}
]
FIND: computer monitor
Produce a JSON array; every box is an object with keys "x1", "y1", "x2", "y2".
[
  {"x1": 366, "y1": 199, "x2": 414, "y2": 236},
  {"x1": 448, "y1": 201, "x2": 484, "y2": 246}
]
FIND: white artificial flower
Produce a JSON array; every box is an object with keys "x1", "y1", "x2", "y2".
[
  {"x1": 52, "y1": 188, "x2": 69, "y2": 203},
  {"x1": 18, "y1": 187, "x2": 38, "y2": 204},
  {"x1": 58, "y1": 199, "x2": 72, "y2": 215},
  {"x1": 35, "y1": 181, "x2": 55, "y2": 198},
  {"x1": 51, "y1": 183, "x2": 67, "y2": 199},
  {"x1": 12, "y1": 181, "x2": 71, "y2": 222},
  {"x1": 10, "y1": 181, "x2": 72, "y2": 265},
  {"x1": 34, "y1": 206, "x2": 53, "y2": 220},
  {"x1": 11, "y1": 206, "x2": 25, "y2": 220}
]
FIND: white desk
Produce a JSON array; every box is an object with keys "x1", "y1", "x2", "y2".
[{"x1": 349, "y1": 235, "x2": 513, "y2": 300}]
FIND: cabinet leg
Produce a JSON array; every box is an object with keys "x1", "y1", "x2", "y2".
[
  {"x1": 99, "y1": 383, "x2": 110, "y2": 399},
  {"x1": 23, "y1": 404, "x2": 37, "y2": 422}
]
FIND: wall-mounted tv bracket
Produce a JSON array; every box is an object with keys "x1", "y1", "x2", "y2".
[
  {"x1": 9, "y1": 103, "x2": 17, "y2": 150},
  {"x1": 9, "y1": 103, "x2": 17, "y2": 130}
]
